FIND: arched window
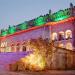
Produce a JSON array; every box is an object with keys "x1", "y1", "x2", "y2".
[
  {"x1": 11, "y1": 44, "x2": 15, "y2": 52},
  {"x1": 66, "y1": 42, "x2": 73, "y2": 50},
  {"x1": 59, "y1": 31, "x2": 64, "y2": 40},
  {"x1": 1, "y1": 42, "x2": 7, "y2": 47},
  {"x1": 16, "y1": 43, "x2": 20, "y2": 52},
  {"x1": 22, "y1": 46, "x2": 26, "y2": 51},
  {"x1": 65, "y1": 30, "x2": 72, "y2": 39},
  {"x1": 51, "y1": 32, "x2": 57, "y2": 41},
  {"x1": 22, "y1": 42, "x2": 26, "y2": 51},
  {"x1": 0, "y1": 42, "x2": 8, "y2": 52}
]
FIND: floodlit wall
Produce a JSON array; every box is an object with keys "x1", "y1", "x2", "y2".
[
  {"x1": 50, "y1": 20, "x2": 75, "y2": 50},
  {"x1": 0, "y1": 26, "x2": 50, "y2": 52}
]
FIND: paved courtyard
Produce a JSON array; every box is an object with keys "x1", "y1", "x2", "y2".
[{"x1": 0, "y1": 70, "x2": 75, "y2": 75}]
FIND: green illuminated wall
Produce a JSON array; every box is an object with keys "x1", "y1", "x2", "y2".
[
  {"x1": 8, "y1": 26, "x2": 16, "y2": 34},
  {"x1": 51, "y1": 9, "x2": 70, "y2": 21},
  {"x1": 34, "y1": 16, "x2": 46, "y2": 26},
  {"x1": 18, "y1": 22, "x2": 28, "y2": 30},
  {"x1": 1, "y1": 30, "x2": 8, "y2": 36}
]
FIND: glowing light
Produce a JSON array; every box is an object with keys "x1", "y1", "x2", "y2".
[
  {"x1": 54, "y1": 16, "x2": 70, "y2": 21},
  {"x1": 8, "y1": 26, "x2": 16, "y2": 34},
  {"x1": 34, "y1": 16, "x2": 46, "y2": 26},
  {"x1": 18, "y1": 22, "x2": 28, "y2": 30},
  {"x1": 21, "y1": 53, "x2": 46, "y2": 70},
  {"x1": 51, "y1": 10, "x2": 70, "y2": 21},
  {"x1": 1, "y1": 30, "x2": 8, "y2": 36}
]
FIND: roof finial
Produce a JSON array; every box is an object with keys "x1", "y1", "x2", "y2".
[
  {"x1": 49, "y1": 9, "x2": 51, "y2": 14},
  {"x1": 70, "y1": 3, "x2": 73, "y2": 8}
]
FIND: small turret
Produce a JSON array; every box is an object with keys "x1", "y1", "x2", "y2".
[
  {"x1": 49, "y1": 9, "x2": 51, "y2": 15},
  {"x1": 70, "y1": 3, "x2": 74, "y2": 16},
  {"x1": 70, "y1": 3, "x2": 73, "y2": 8}
]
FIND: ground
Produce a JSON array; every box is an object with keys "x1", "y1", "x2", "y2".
[{"x1": 0, "y1": 70, "x2": 75, "y2": 75}]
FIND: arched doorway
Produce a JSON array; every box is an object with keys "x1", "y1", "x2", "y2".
[
  {"x1": 65, "y1": 30, "x2": 72, "y2": 39},
  {"x1": 59, "y1": 31, "x2": 64, "y2": 40},
  {"x1": 22, "y1": 46, "x2": 26, "y2": 51},
  {"x1": 51, "y1": 32, "x2": 58, "y2": 41}
]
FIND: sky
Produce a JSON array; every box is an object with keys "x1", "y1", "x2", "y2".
[{"x1": 0, "y1": 0, "x2": 75, "y2": 30}]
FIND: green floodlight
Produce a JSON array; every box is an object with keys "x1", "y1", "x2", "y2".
[
  {"x1": 51, "y1": 9, "x2": 70, "y2": 21},
  {"x1": 34, "y1": 16, "x2": 46, "y2": 26},
  {"x1": 19, "y1": 22, "x2": 28, "y2": 30},
  {"x1": 1, "y1": 30, "x2": 8, "y2": 36},
  {"x1": 54, "y1": 16, "x2": 70, "y2": 21},
  {"x1": 8, "y1": 26, "x2": 16, "y2": 34}
]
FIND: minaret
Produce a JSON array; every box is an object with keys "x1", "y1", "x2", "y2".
[{"x1": 70, "y1": 3, "x2": 74, "y2": 16}]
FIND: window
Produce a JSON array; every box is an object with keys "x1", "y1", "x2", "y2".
[
  {"x1": 66, "y1": 42, "x2": 73, "y2": 50},
  {"x1": 0, "y1": 42, "x2": 7, "y2": 52},
  {"x1": 16, "y1": 43, "x2": 20, "y2": 52},
  {"x1": 11, "y1": 46, "x2": 15, "y2": 52},
  {"x1": 59, "y1": 31, "x2": 64, "y2": 40},
  {"x1": 22, "y1": 42, "x2": 26, "y2": 51},
  {"x1": 65, "y1": 30, "x2": 72, "y2": 39},
  {"x1": 51, "y1": 32, "x2": 57, "y2": 41},
  {"x1": 22, "y1": 46, "x2": 26, "y2": 51},
  {"x1": 1, "y1": 42, "x2": 7, "y2": 47}
]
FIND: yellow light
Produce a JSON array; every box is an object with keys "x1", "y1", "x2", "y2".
[{"x1": 21, "y1": 53, "x2": 46, "y2": 70}]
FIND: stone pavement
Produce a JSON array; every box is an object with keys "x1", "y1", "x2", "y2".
[{"x1": 0, "y1": 70, "x2": 75, "y2": 75}]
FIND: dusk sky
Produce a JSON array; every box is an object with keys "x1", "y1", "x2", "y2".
[{"x1": 0, "y1": 0, "x2": 75, "y2": 30}]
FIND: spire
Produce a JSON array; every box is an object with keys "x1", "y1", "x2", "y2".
[
  {"x1": 70, "y1": 3, "x2": 73, "y2": 8},
  {"x1": 70, "y1": 3, "x2": 74, "y2": 16},
  {"x1": 49, "y1": 9, "x2": 51, "y2": 15}
]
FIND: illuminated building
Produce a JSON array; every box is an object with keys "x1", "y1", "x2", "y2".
[
  {"x1": 0, "y1": 3, "x2": 75, "y2": 52},
  {"x1": 0, "y1": 3, "x2": 75, "y2": 71}
]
